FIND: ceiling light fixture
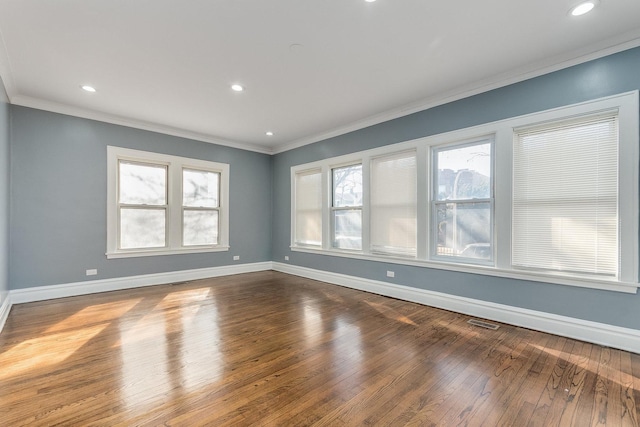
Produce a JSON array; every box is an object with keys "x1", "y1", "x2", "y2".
[
  {"x1": 365, "y1": 0, "x2": 376, "y2": 2},
  {"x1": 266, "y1": 131, "x2": 274, "y2": 136},
  {"x1": 231, "y1": 84, "x2": 244, "y2": 92},
  {"x1": 81, "y1": 85, "x2": 96, "y2": 93},
  {"x1": 570, "y1": 1, "x2": 597, "y2": 16}
]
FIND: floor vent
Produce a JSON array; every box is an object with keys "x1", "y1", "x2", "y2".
[{"x1": 467, "y1": 319, "x2": 500, "y2": 330}]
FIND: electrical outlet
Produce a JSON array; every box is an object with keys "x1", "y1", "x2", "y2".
[
  {"x1": 233, "y1": 255, "x2": 240, "y2": 261},
  {"x1": 86, "y1": 269, "x2": 97, "y2": 276},
  {"x1": 386, "y1": 271, "x2": 395, "y2": 278},
  {"x1": 285, "y1": 256, "x2": 289, "y2": 261}
]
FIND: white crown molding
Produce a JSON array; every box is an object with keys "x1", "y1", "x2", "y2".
[
  {"x1": 9, "y1": 262, "x2": 273, "y2": 305},
  {"x1": 10, "y1": 95, "x2": 274, "y2": 155},
  {"x1": 2, "y1": 34, "x2": 640, "y2": 156},
  {"x1": 0, "y1": 35, "x2": 16, "y2": 102},
  {"x1": 272, "y1": 33, "x2": 640, "y2": 154},
  {"x1": 272, "y1": 262, "x2": 640, "y2": 354},
  {"x1": 0, "y1": 25, "x2": 15, "y2": 100}
]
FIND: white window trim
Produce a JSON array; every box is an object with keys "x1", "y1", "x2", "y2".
[
  {"x1": 290, "y1": 91, "x2": 639, "y2": 294},
  {"x1": 182, "y1": 167, "x2": 222, "y2": 247},
  {"x1": 292, "y1": 168, "x2": 323, "y2": 247},
  {"x1": 331, "y1": 162, "x2": 364, "y2": 251},
  {"x1": 107, "y1": 146, "x2": 230, "y2": 259},
  {"x1": 430, "y1": 137, "x2": 495, "y2": 266}
]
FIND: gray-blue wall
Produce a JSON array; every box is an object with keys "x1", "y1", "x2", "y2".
[
  {"x1": 271, "y1": 46, "x2": 640, "y2": 330},
  {"x1": 5, "y1": 46, "x2": 640, "y2": 331},
  {"x1": 0, "y1": 76, "x2": 8, "y2": 306},
  {"x1": 9, "y1": 107, "x2": 272, "y2": 289}
]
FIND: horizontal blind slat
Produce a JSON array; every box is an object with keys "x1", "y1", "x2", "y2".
[
  {"x1": 371, "y1": 151, "x2": 417, "y2": 256},
  {"x1": 295, "y1": 169, "x2": 322, "y2": 246},
  {"x1": 512, "y1": 113, "x2": 619, "y2": 277}
]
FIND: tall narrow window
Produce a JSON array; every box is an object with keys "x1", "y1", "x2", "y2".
[
  {"x1": 370, "y1": 151, "x2": 417, "y2": 257},
  {"x1": 332, "y1": 164, "x2": 363, "y2": 250},
  {"x1": 182, "y1": 168, "x2": 220, "y2": 246},
  {"x1": 118, "y1": 161, "x2": 168, "y2": 249},
  {"x1": 294, "y1": 169, "x2": 322, "y2": 247},
  {"x1": 433, "y1": 140, "x2": 493, "y2": 261},
  {"x1": 513, "y1": 112, "x2": 619, "y2": 277}
]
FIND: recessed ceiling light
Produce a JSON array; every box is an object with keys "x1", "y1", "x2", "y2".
[
  {"x1": 266, "y1": 131, "x2": 274, "y2": 136},
  {"x1": 231, "y1": 84, "x2": 244, "y2": 92},
  {"x1": 365, "y1": 0, "x2": 376, "y2": 2},
  {"x1": 81, "y1": 85, "x2": 96, "y2": 93},
  {"x1": 570, "y1": 1, "x2": 597, "y2": 16}
]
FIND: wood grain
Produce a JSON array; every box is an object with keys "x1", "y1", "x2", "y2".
[{"x1": 0, "y1": 271, "x2": 638, "y2": 426}]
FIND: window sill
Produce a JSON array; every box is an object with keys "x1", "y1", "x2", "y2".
[
  {"x1": 290, "y1": 246, "x2": 638, "y2": 294},
  {"x1": 107, "y1": 246, "x2": 230, "y2": 259}
]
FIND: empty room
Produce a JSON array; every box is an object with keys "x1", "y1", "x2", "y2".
[{"x1": 1, "y1": 1, "x2": 640, "y2": 425}]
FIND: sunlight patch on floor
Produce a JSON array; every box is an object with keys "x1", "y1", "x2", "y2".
[
  {"x1": 45, "y1": 299, "x2": 141, "y2": 333},
  {"x1": 0, "y1": 324, "x2": 109, "y2": 380},
  {"x1": 365, "y1": 300, "x2": 418, "y2": 326}
]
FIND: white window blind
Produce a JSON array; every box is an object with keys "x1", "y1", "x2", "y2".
[
  {"x1": 512, "y1": 112, "x2": 619, "y2": 277},
  {"x1": 295, "y1": 169, "x2": 322, "y2": 246},
  {"x1": 370, "y1": 151, "x2": 417, "y2": 257}
]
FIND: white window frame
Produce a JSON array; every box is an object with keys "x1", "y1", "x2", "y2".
[
  {"x1": 511, "y1": 112, "x2": 619, "y2": 277},
  {"x1": 292, "y1": 168, "x2": 323, "y2": 248},
  {"x1": 331, "y1": 162, "x2": 364, "y2": 251},
  {"x1": 181, "y1": 167, "x2": 222, "y2": 247},
  {"x1": 107, "y1": 146, "x2": 230, "y2": 258},
  {"x1": 116, "y1": 160, "x2": 169, "y2": 250},
  {"x1": 290, "y1": 91, "x2": 639, "y2": 293},
  {"x1": 431, "y1": 137, "x2": 494, "y2": 265},
  {"x1": 369, "y1": 149, "x2": 419, "y2": 258}
]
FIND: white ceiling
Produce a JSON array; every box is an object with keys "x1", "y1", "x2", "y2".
[{"x1": 0, "y1": 0, "x2": 639, "y2": 154}]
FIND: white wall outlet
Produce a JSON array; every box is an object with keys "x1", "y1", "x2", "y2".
[
  {"x1": 86, "y1": 269, "x2": 97, "y2": 276},
  {"x1": 233, "y1": 255, "x2": 240, "y2": 261},
  {"x1": 285, "y1": 256, "x2": 289, "y2": 261},
  {"x1": 386, "y1": 271, "x2": 395, "y2": 278}
]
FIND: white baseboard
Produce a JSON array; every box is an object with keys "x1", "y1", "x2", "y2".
[
  {"x1": 272, "y1": 262, "x2": 640, "y2": 354},
  {"x1": 4, "y1": 261, "x2": 639, "y2": 354},
  {"x1": 10, "y1": 262, "x2": 273, "y2": 304},
  {"x1": 0, "y1": 292, "x2": 11, "y2": 333}
]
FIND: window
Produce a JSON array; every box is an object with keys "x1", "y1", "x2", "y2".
[
  {"x1": 512, "y1": 113, "x2": 618, "y2": 277},
  {"x1": 107, "y1": 147, "x2": 229, "y2": 258},
  {"x1": 293, "y1": 169, "x2": 322, "y2": 247},
  {"x1": 370, "y1": 151, "x2": 417, "y2": 257},
  {"x1": 118, "y1": 161, "x2": 167, "y2": 249},
  {"x1": 182, "y1": 168, "x2": 220, "y2": 246},
  {"x1": 332, "y1": 164, "x2": 363, "y2": 250},
  {"x1": 433, "y1": 139, "x2": 493, "y2": 262},
  {"x1": 290, "y1": 91, "x2": 638, "y2": 293}
]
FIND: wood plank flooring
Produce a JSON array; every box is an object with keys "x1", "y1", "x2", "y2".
[{"x1": 0, "y1": 271, "x2": 638, "y2": 426}]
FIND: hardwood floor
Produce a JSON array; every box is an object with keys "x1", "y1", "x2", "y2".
[{"x1": 0, "y1": 271, "x2": 638, "y2": 426}]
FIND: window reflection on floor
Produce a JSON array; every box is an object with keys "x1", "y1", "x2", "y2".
[{"x1": 117, "y1": 287, "x2": 223, "y2": 412}]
